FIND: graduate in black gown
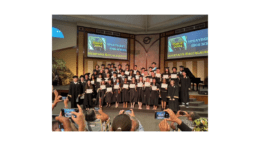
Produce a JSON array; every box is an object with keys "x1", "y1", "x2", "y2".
[
  {"x1": 179, "y1": 70, "x2": 191, "y2": 107},
  {"x1": 93, "y1": 65, "x2": 100, "y2": 75},
  {"x1": 133, "y1": 65, "x2": 139, "y2": 75},
  {"x1": 79, "y1": 75, "x2": 86, "y2": 105},
  {"x1": 97, "y1": 80, "x2": 106, "y2": 108},
  {"x1": 136, "y1": 75, "x2": 144, "y2": 109},
  {"x1": 162, "y1": 67, "x2": 171, "y2": 84},
  {"x1": 151, "y1": 77, "x2": 160, "y2": 110},
  {"x1": 113, "y1": 78, "x2": 121, "y2": 108},
  {"x1": 129, "y1": 77, "x2": 138, "y2": 108},
  {"x1": 101, "y1": 64, "x2": 105, "y2": 73},
  {"x1": 171, "y1": 67, "x2": 179, "y2": 86},
  {"x1": 143, "y1": 76, "x2": 152, "y2": 110},
  {"x1": 155, "y1": 68, "x2": 161, "y2": 83},
  {"x1": 160, "y1": 78, "x2": 168, "y2": 110},
  {"x1": 120, "y1": 70, "x2": 128, "y2": 85},
  {"x1": 83, "y1": 79, "x2": 94, "y2": 110},
  {"x1": 90, "y1": 74, "x2": 97, "y2": 105},
  {"x1": 121, "y1": 78, "x2": 130, "y2": 108},
  {"x1": 68, "y1": 76, "x2": 82, "y2": 108},
  {"x1": 105, "y1": 79, "x2": 113, "y2": 108},
  {"x1": 84, "y1": 73, "x2": 90, "y2": 81},
  {"x1": 111, "y1": 72, "x2": 117, "y2": 84},
  {"x1": 135, "y1": 71, "x2": 141, "y2": 82},
  {"x1": 93, "y1": 70, "x2": 98, "y2": 79},
  {"x1": 168, "y1": 80, "x2": 179, "y2": 112}
]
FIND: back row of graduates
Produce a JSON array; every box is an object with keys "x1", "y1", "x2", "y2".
[{"x1": 68, "y1": 62, "x2": 191, "y2": 112}]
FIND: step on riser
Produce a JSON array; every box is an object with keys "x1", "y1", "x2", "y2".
[{"x1": 180, "y1": 107, "x2": 208, "y2": 112}]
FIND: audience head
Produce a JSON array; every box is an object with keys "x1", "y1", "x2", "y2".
[
  {"x1": 85, "y1": 109, "x2": 96, "y2": 122},
  {"x1": 112, "y1": 114, "x2": 132, "y2": 131}
]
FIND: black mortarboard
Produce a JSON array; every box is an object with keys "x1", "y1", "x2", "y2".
[
  {"x1": 146, "y1": 76, "x2": 152, "y2": 79},
  {"x1": 80, "y1": 75, "x2": 84, "y2": 78},
  {"x1": 107, "y1": 64, "x2": 111, "y2": 66},
  {"x1": 141, "y1": 67, "x2": 145, "y2": 70},
  {"x1": 105, "y1": 67, "x2": 109, "y2": 70},
  {"x1": 108, "y1": 78, "x2": 112, "y2": 81},
  {"x1": 73, "y1": 76, "x2": 78, "y2": 78},
  {"x1": 152, "y1": 62, "x2": 156, "y2": 65},
  {"x1": 111, "y1": 63, "x2": 115, "y2": 65},
  {"x1": 144, "y1": 69, "x2": 148, "y2": 71},
  {"x1": 118, "y1": 64, "x2": 122, "y2": 66},
  {"x1": 152, "y1": 77, "x2": 156, "y2": 80},
  {"x1": 113, "y1": 67, "x2": 117, "y2": 69},
  {"x1": 179, "y1": 66, "x2": 184, "y2": 68},
  {"x1": 101, "y1": 64, "x2": 105, "y2": 66},
  {"x1": 172, "y1": 67, "x2": 177, "y2": 70},
  {"x1": 121, "y1": 70, "x2": 125, "y2": 73},
  {"x1": 136, "y1": 71, "x2": 141, "y2": 74},
  {"x1": 149, "y1": 67, "x2": 152, "y2": 69},
  {"x1": 182, "y1": 70, "x2": 186, "y2": 73},
  {"x1": 156, "y1": 68, "x2": 160, "y2": 70},
  {"x1": 85, "y1": 73, "x2": 90, "y2": 76}
]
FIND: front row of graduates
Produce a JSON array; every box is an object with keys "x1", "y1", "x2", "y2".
[{"x1": 69, "y1": 70, "x2": 190, "y2": 112}]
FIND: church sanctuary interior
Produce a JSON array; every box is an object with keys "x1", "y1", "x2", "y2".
[{"x1": 52, "y1": 15, "x2": 208, "y2": 131}]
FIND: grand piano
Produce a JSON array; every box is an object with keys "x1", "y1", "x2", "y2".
[{"x1": 183, "y1": 68, "x2": 203, "y2": 91}]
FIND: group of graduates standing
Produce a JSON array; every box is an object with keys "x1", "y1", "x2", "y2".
[{"x1": 68, "y1": 62, "x2": 191, "y2": 112}]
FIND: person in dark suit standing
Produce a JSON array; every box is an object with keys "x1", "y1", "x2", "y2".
[
  {"x1": 68, "y1": 76, "x2": 82, "y2": 108},
  {"x1": 79, "y1": 75, "x2": 86, "y2": 105},
  {"x1": 179, "y1": 70, "x2": 191, "y2": 108}
]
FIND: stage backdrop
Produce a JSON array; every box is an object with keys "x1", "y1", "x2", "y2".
[{"x1": 134, "y1": 34, "x2": 160, "y2": 70}]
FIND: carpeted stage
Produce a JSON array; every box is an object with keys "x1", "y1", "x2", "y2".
[{"x1": 52, "y1": 85, "x2": 208, "y2": 131}]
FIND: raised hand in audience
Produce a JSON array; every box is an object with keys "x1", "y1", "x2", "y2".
[
  {"x1": 52, "y1": 90, "x2": 62, "y2": 110},
  {"x1": 159, "y1": 119, "x2": 170, "y2": 131},
  {"x1": 164, "y1": 108, "x2": 182, "y2": 125},
  {"x1": 64, "y1": 97, "x2": 69, "y2": 108},
  {"x1": 70, "y1": 104, "x2": 86, "y2": 131},
  {"x1": 55, "y1": 111, "x2": 72, "y2": 131},
  {"x1": 128, "y1": 109, "x2": 135, "y2": 117},
  {"x1": 96, "y1": 108, "x2": 109, "y2": 123},
  {"x1": 119, "y1": 110, "x2": 124, "y2": 115}
]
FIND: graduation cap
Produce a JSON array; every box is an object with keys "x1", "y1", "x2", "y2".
[
  {"x1": 141, "y1": 67, "x2": 145, "y2": 70},
  {"x1": 144, "y1": 69, "x2": 148, "y2": 71},
  {"x1": 121, "y1": 70, "x2": 125, "y2": 73},
  {"x1": 146, "y1": 76, "x2": 152, "y2": 79},
  {"x1": 105, "y1": 67, "x2": 109, "y2": 70},
  {"x1": 111, "y1": 63, "x2": 115, "y2": 65},
  {"x1": 118, "y1": 64, "x2": 122, "y2": 66},
  {"x1": 179, "y1": 65, "x2": 184, "y2": 68},
  {"x1": 136, "y1": 71, "x2": 141, "y2": 74},
  {"x1": 182, "y1": 70, "x2": 186, "y2": 73},
  {"x1": 101, "y1": 64, "x2": 105, "y2": 66},
  {"x1": 156, "y1": 68, "x2": 160, "y2": 70},
  {"x1": 80, "y1": 75, "x2": 84, "y2": 78},
  {"x1": 152, "y1": 62, "x2": 156, "y2": 65},
  {"x1": 152, "y1": 77, "x2": 157, "y2": 80},
  {"x1": 85, "y1": 73, "x2": 90, "y2": 76},
  {"x1": 172, "y1": 67, "x2": 177, "y2": 70},
  {"x1": 113, "y1": 66, "x2": 117, "y2": 69},
  {"x1": 107, "y1": 64, "x2": 111, "y2": 66},
  {"x1": 73, "y1": 76, "x2": 78, "y2": 78},
  {"x1": 125, "y1": 64, "x2": 129, "y2": 66},
  {"x1": 149, "y1": 67, "x2": 153, "y2": 69}
]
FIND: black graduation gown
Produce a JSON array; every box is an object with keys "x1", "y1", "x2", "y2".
[
  {"x1": 113, "y1": 83, "x2": 121, "y2": 102},
  {"x1": 168, "y1": 85, "x2": 179, "y2": 112},
  {"x1": 79, "y1": 81, "x2": 86, "y2": 105},
  {"x1": 143, "y1": 82, "x2": 151, "y2": 105},
  {"x1": 129, "y1": 82, "x2": 138, "y2": 103},
  {"x1": 97, "y1": 85, "x2": 106, "y2": 106},
  {"x1": 160, "y1": 83, "x2": 168, "y2": 102},
  {"x1": 83, "y1": 84, "x2": 93, "y2": 108},
  {"x1": 121, "y1": 82, "x2": 130, "y2": 102},
  {"x1": 136, "y1": 81, "x2": 144, "y2": 102},
  {"x1": 68, "y1": 82, "x2": 81, "y2": 108},
  {"x1": 105, "y1": 84, "x2": 113, "y2": 104},
  {"x1": 150, "y1": 83, "x2": 159, "y2": 106},
  {"x1": 180, "y1": 76, "x2": 191, "y2": 103},
  {"x1": 120, "y1": 75, "x2": 128, "y2": 85}
]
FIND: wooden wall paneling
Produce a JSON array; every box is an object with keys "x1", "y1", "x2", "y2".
[
  {"x1": 173, "y1": 61, "x2": 177, "y2": 68},
  {"x1": 204, "y1": 58, "x2": 208, "y2": 78},
  {"x1": 186, "y1": 61, "x2": 193, "y2": 73},
  {"x1": 192, "y1": 60, "x2": 197, "y2": 77},
  {"x1": 160, "y1": 35, "x2": 165, "y2": 73},
  {"x1": 176, "y1": 62, "x2": 183, "y2": 72},
  {"x1": 197, "y1": 60, "x2": 205, "y2": 81},
  {"x1": 78, "y1": 31, "x2": 85, "y2": 76}
]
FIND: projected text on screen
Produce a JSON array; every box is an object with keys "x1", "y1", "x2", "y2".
[
  {"x1": 167, "y1": 28, "x2": 208, "y2": 59},
  {"x1": 87, "y1": 33, "x2": 128, "y2": 60}
]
